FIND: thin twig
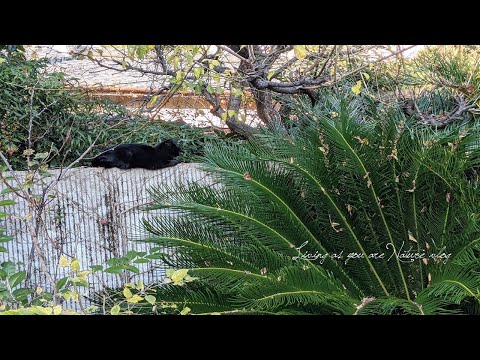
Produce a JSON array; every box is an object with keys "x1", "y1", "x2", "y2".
[{"x1": 217, "y1": 45, "x2": 249, "y2": 62}]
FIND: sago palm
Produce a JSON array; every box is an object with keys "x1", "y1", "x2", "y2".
[{"x1": 131, "y1": 94, "x2": 480, "y2": 315}]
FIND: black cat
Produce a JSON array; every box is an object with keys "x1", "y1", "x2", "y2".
[{"x1": 91, "y1": 138, "x2": 181, "y2": 170}]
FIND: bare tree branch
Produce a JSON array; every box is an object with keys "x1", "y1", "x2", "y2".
[
  {"x1": 217, "y1": 45, "x2": 249, "y2": 62},
  {"x1": 402, "y1": 95, "x2": 476, "y2": 128}
]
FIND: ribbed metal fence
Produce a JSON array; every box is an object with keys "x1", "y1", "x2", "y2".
[{"x1": 0, "y1": 163, "x2": 207, "y2": 310}]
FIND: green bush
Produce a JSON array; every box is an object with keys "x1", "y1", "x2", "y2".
[
  {"x1": 0, "y1": 56, "x2": 126, "y2": 169},
  {"x1": 0, "y1": 55, "x2": 242, "y2": 170}
]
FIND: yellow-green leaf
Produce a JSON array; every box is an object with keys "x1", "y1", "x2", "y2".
[
  {"x1": 232, "y1": 87, "x2": 243, "y2": 97},
  {"x1": 126, "y1": 295, "x2": 143, "y2": 304},
  {"x1": 180, "y1": 307, "x2": 191, "y2": 315},
  {"x1": 267, "y1": 70, "x2": 275, "y2": 80},
  {"x1": 145, "y1": 295, "x2": 156, "y2": 305},
  {"x1": 36, "y1": 287, "x2": 43, "y2": 295},
  {"x1": 137, "y1": 280, "x2": 144, "y2": 291},
  {"x1": 110, "y1": 305, "x2": 121, "y2": 315},
  {"x1": 123, "y1": 287, "x2": 133, "y2": 299},
  {"x1": 294, "y1": 45, "x2": 307, "y2": 60},
  {"x1": 78, "y1": 270, "x2": 90, "y2": 279},
  {"x1": 43, "y1": 307, "x2": 53, "y2": 315},
  {"x1": 59, "y1": 255, "x2": 69, "y2": 268},
  {"x1": 85, "y1": 305, "x2": 99, "y2": 313},
  {"x1": 70, "y1": 259, "x2": 80, "y2": 272},
  {"x1": 220, "y1": 113, "x2": 228, "y2": 121},
  {"x1": 361, "y1": 72, "x2": 370, "y2": 80},
  {"x1": 171, "y1": 269, "x2": 189, "y2": 284},
  {"x1": 176, "y1": 71, "x2": 185, "y2": 82},
  {"x1": 53, "y1": 305, "x2": 62, "y2": 315},
  {"x1": 351, "y1": 81, "x2": 362, "y2": 95},
  {"x1": 147, "y1": 95, "x2": 158, "y2": 107},
  {"x1": 227, "y1": 110, "x2": 236, "y2": 118},
  {"x1": 124, "y1": 282, "x2": 135, "y2": 288},
  {"x1": 193, "y1": 67, "x2": 203, "y2": 79}
]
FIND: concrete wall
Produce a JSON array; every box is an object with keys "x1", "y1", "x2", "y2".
[{"x1": 0, "y1": 163, "x2": 207, "y2": 309}]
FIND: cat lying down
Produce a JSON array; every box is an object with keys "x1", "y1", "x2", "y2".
[{"x1": 91, "y1": 138, "x2": 181, "y2": 170}]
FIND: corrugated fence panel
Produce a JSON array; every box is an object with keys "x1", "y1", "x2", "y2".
[{"x1": 0, "y1": 163, "x2": 208, "y2": 310}]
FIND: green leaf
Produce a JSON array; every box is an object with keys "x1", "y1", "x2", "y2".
[
  {"x1": 0, "y1": 246, "x2": 7, "y2": 253},
  {"x1": 0, "y1": 200, "x2": 15, "y2": 206},
  {"x1": 1, "y1": 261, "x2": 15, "y2": 276},
  {"x1": 125, "y1": 250, "x2": 138, "y2": 261},
  {"x1": 1, "y1": 188, "x2": 19, "y2": 195},
  {"x1": 106, "y1": 258, "x2": 119, "y2": 267},
  {"x1": 133, "y1": 258, "x2": 150, "y2": 264},
  {"x1": 90, "y1": 265, "x2": 103, "y2": 272},
  {"x1": 8, "y1": 270, "x2": 26, "y2": 288},
  {"x1": 110, "y1": 305, "x2": 121, "y2": 315},
  {"x1": 12, "y1": 287, "x2": 33, "y2": 300},
  {"x1": 294, "y1": 45, "x2": 307, "y2": 60},
  {"x1": 145, "y1": 254, "x2": 164, "y2": 260},
  {"x1": 56, "y1": 277, "x2": 69, "y2": 290},
  {"x1": 0, "y1": 236, "x2": 13, "y2": 243},
  {"x1": 104, "y1": 266, "x2": 123, "y2": 274},
  {"x1": 145, "y1": 295, "x2": 156, "y2": 305},
  {"x1": 123, "y1": 265, "x2": 140, "y2": 274}
]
